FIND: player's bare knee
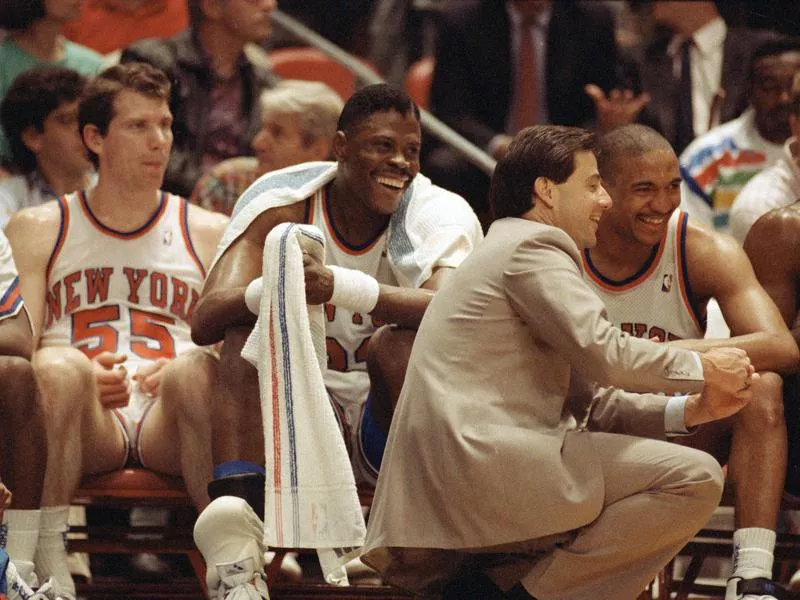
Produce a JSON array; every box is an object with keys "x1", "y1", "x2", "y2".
[
  {"x1": 743, "y1": 371, "x2": 785, "y2": 431},
  {"x1": 367, "y1": 326, "x2": 415, "y2": 380},
  {"x1": 0, "y1": 355, "x2": 36, "y2": 415},
  {"x1": 33, "y1": 347, "x2": 94, "y2": 417},
  {"x1": 160, "y1": 349, "x2": 217, "y2": 420}
]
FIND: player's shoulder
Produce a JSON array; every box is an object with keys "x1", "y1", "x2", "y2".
[
  {"x1": 745, "y1": 202, "x2": 800, "y2": 249},
  {"x1": 6, "y1": 200, "x2": 62, "y2": 237},
  {"x1": 404, "y1": 173, "x2": 482, "y2": 228},
  {"x1": 684, "y1": 218, "x2": 739, "y2": 255}
]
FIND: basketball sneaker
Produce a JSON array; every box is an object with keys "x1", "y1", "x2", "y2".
[
  {"x1": 726, "y1": 576, "x2": 786, "y2": 600},
  {"x1": 213, "y1": 557, "x2": 269, "y2": 599}
]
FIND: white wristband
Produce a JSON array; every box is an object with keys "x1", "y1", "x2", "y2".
[
  {"x1": 328, "y1": 265, "x2": 380, "y2": 314},
  {"x1": 244, "y1": 276, "x2": 263, "y2": 315}
]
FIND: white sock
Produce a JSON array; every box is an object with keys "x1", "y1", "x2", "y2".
[
  {"x1": 33, "y1": 506, "x2": 75, "y2": 596},
  {"x1": 194, "y1": 496, "x2": 266, "y2": 593},
  {"x1": 3, "y1": 509, "x2": 41, "y2": 562},
  {"x1": 2, "y1": 509, "x2": 40, "y2": 589},
  {"x1": 731, "y1": 527, "x2": 776, "y2": 580}
]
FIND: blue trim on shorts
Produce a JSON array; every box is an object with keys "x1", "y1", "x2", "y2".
[
  {"x1": 213, "y1": 460, "x2": 266, "y2": 480},
  {"x1": 360, "y1": 395, "x2": 388, "y2": 472}
]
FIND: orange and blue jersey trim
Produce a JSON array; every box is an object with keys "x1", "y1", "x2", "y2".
[
  {"x1": 675, "y1": 211, "x2": 706, "y2": 332},
  {"x1": 46, "y1": 195, "x2": 70, "y2": 281},
  {"x1": 582, "y1": 222, "x2": 669, "y2": 292},
  {"x1": 178, "y1": 196, "x2": 206, "y2": 278},
  {"x1": 0, "y1": 276, "x2": 22, "y2": 321},
  {"x1": 79, "y1": 190, "x2": 167, "y2": 239}
]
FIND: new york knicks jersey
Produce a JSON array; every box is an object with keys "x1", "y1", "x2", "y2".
[
  {"x1": 40, "y1": 191, "x2": 205, "y2": 374},
  {"x1": 307, "y1": 186, "x2": 400, "y2": 404},
  {"x1": 0, "y1": 230, "x2": 23, "y2": 323},
  {"x1": 582, "y1": 210, "x2": 705, "y2": 341}
]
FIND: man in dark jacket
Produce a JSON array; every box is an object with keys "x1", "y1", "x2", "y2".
[{"x1": 121, "y1": 0, "x2": 279, "y2": 198}]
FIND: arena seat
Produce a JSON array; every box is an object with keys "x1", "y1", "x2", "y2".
[
  {"x1": 403, "y1": 56, "x2": 434, "y2": 110},
  {"x1": 267, "y1": 46, "x2": 377, "y2": 101},
  {"x1": 69, "y1": 468, "x2": 206, "y2": 599}
]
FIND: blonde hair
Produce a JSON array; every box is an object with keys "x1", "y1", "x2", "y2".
[{"x1": 259, "y1": 80, "x2": 344, "y2": 146}]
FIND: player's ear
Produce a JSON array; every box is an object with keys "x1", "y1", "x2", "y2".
[
  {"x1": 533, "y1": 176, "x2": 555, "y2": 209},
  {"x1": 332, "y1": 131, "x2": 347, "y2": 161},
  {"x1": 82, "y1": 124, "x2": 104, "y2": 160},
  {"x1": 20, "y1": 126, "x2": 44, "y2": 154}
]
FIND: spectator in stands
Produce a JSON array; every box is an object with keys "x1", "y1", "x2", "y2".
[
  {"x1": 0, "y1": 0, "x2": 103, "y2": 165},
  {"x1": 591, "y1": 1, "x2": 777, "y2": 156},
  {"x1": 190, "y1": 79, "x2": 343, "y2": 216},
  {"x1": 423, "y1": 0, "x2": 621, "y2": 223},
  {"x1": 0, "y1": 67, "x2": 95, "y2": 229},
  {"x1": 729, "y1": 72, "x2": 800, "y2": 244},
  {"x1": 4, "y1": 62, "x2": 228, "y2": 599},
  {"x1": 120, "y1": 0, "x2": 279, "y2": 198},
  {"x1": 0, "y1": 229, "x2": 47, "y2": 597},
  {"x1": 62, "y1": 0, "x2": 189, "y2": 58},
  {"x1": 680, "y1": 38, "x2": 800, "y2": 234}
]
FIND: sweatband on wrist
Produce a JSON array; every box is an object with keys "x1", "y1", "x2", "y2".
[
  {"x1": 244, "y1": 277, "x2": 263, "y2": 315},
  {"x1": 328, "y1": 265, "x2": 380, "y2": 314}
]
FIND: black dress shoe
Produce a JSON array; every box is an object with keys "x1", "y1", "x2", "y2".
[
  {"x1": 442, "y1": 572, "x2": 537, "y2": 599},
  {"x1": 442, "y1": 571, "x2": 507, "y2": 599}
]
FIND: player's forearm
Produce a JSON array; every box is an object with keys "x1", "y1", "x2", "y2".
[
  {"x1": 370, "y1": 285, "x2": 435, "y2": 330},
  {"x1": 671, "y1": 331, "x2": 800, "y2": 374},
  {"x1": 191, "y1": 287, "x2": 256, "y2": 346}
]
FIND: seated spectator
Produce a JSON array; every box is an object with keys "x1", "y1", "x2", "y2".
[
  {"x1": 729, "y1": 72, "x2": 800, "y2": 243},
  {"x1": 423, "y1": 0, "x2": 621, "y2": 223},
  {"x1": 0, "y1": 228, "x2": 47, "y2": 597},
  {"x1": 188, "y1": 84, "x2": 482, "y2": 598},
  {"x1": 190, "y1": 79, "x2": 343, "y2": 216},
  {"x1": 4, "y1": 62, "x2": 228, "y2": 598},
  {"x1": 591, "y1": 1, "x2": 777, "y2": 156},
  {"x1": 0, "y1": 0, "x2": 103, "y2": 165},
  {"x1": 0, "y1": 67, "x2": 95, "y2": 229},
  {"x1": 62, "y1": 0, "x2": 189, "y2": 58},
  {"x1": 680, "y1": 38, "x2": 800, "y2": 233},
  {"x1": 120, "y1": 0, "x2": 279, "y2": 198}
]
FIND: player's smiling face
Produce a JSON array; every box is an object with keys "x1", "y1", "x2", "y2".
[
  {"x1": 604, "y1": 149, "x2": 682, "y2": 247},
  {"x1": 334, "y1": 109, "x2": 421, "y2": 216}
]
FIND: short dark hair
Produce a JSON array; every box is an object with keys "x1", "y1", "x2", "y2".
[
  {"x1": 749, "y1": 36, "x2": 800, "y2": 85},
  {"x1": 79, "y1": 62, "x2": 171, "y2": 168},
  {"x1": 0, "y1": 0, "x2": 45, "y2": 30},
  {"x1": 596, "y1": 124, "x2": 673, "y2": 186},
  {"x1": 490, "y1": 125, "x2": 596, "y2": 220},
  {"x1": 336, "y1": 84, "x2": 420, "y2": 136},
  {"x1": 1, "y1": 67, "x2": 86, "y2": 174}
]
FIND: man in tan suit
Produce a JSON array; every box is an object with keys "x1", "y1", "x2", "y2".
[{"x1": 361, "y1": 125, "x2": 756, "y2": 600}]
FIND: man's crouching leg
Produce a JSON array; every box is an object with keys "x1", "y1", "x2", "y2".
[{"x1": 194, "y1": 497, "x2": 269, "y2": 599}]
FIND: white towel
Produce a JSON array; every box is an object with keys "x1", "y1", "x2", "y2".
[{"x1": 241, "y1": 222, "x2": 366, "y2": 585}]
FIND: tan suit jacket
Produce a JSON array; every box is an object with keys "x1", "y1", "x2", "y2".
[{"x1": 363, "y1": 218, "x2": 705, "y2": 561}]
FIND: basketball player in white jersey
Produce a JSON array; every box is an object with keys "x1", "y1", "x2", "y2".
[
  {"x1": 4, "y1": 63, "x2": 228, "y2": 599},
  {"x1": 583, "y1": 124, "x2": 799, "y2": 600},
  {"x1": 186, "y1": 84, "x2": 481, "y2": 597},
  {"x1": 0, "y1": 228, "x2": 49, "y2": 600}
]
